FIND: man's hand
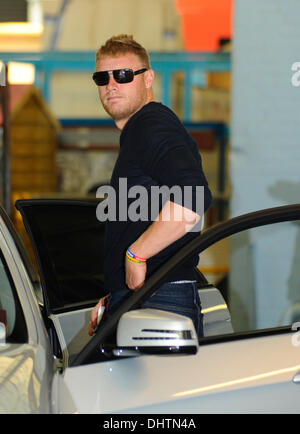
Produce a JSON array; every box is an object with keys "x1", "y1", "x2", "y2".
[
  {"x1": 125, "y1": 257, "x2": 147, "y2": 291},
  {"x1": 88, "y1": 296, "x2": 107, "y2": 336}
]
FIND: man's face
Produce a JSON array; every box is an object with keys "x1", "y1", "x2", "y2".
[{"x1": 95, "y1": 53, "x2": 153, "y2": 128}]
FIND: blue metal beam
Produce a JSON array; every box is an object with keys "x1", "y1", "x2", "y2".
[{"x1": 0, "y1": 51, "x2": 231, "y2": 121}]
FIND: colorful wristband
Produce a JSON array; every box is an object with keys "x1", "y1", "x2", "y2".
[
  {"x1": 126, "y1": 248, "x2": 147, "y2": 263},
  {"x1": 126, "y1": 252, "x2": 144, "y2": 264}
]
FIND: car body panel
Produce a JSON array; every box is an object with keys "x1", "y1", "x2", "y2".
[
  {"x1": 49, "y1": 307, "x2": 93, "y2": 367},
  {"x1": 0, "y1": 343, "x2": 52, "y2": 413},
  {"x1": 53, "y1": 332, "x2": 300, "y2": 414},
  {"x1": 0, "y1": 208, "x2": 55, "y2": 414},
  {"x1": 200, "y1": 286, "x2": 233, "y2": 336}
]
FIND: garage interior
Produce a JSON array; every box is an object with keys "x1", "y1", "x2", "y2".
[{"x1": 0, "y1": 0, "x2": 300, "y2": 336}]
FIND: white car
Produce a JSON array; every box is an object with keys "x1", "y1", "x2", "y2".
[{"x1": 0, "y1": 199, "x2": 300, "y2": 414}]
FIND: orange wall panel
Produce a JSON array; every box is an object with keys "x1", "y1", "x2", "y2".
[{"x1": 176, "y1": 0, "x2": 232, "y2": 51}]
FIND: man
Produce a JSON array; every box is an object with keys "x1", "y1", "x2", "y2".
[{"x1": 89, "y1": 34, "x2": 212, "y2": 338}]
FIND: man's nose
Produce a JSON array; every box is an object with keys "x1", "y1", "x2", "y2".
[{"x1": 106, "y1": 71, "x2": 118, "y2": 88}]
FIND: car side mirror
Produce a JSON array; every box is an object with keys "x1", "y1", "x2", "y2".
[{"x1": 114, "y1": 308, "x2": 199, "y2": 356}]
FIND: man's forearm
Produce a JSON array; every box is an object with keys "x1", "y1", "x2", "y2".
[{"x1": 129, "y1": 200, "x2": 201, "y2": 260}]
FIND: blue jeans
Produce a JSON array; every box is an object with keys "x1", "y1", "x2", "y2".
[{"x1": 104, "y1": 281, "x2": 204, "y2": 339}]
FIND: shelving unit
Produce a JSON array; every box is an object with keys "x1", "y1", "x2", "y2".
[
  {"x1": 0, "y1": 51, "x2": 230, "y2": 122},
  {"x1": 0, "y1": 51, "x2": 231, "y2": 220}
]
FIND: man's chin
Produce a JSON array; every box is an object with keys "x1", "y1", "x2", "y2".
[
  {"x1": 102, "y1": 100, "x2": 117, "y2": 113},
  {"x1": 104, "y1": 105, "x2": 128, "y2": 122}
]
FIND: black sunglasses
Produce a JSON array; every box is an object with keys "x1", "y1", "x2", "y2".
[{"x1": 92, "y1": 68, "x2": 148, "y2": 86}]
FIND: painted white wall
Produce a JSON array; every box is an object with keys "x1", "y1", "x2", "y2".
[
  {"x1": 42, "y1": 0, "x2": 183, "y2": 51},
  {"x1": 230, "y1": 0, "x2": 300, "y2": 331}
]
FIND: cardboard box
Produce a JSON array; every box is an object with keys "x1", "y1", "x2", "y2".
[{"x1": 191, "y1": 86, "x2": 231, "y2": 124}]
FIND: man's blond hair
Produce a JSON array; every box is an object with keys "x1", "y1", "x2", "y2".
[{"x1": 96, "y1": 34, "x2": 151, "y2": 69}]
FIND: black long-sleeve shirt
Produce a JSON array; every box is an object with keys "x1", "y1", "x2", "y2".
[{"x1": 103, "y1": 102, "x2": 212, "y2": 293}]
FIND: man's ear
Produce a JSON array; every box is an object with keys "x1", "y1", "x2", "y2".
[{"x1": 145, "y1": 68, "x2": 155, "y2": 89}]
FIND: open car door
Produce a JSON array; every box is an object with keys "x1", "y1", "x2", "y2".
[
  {"x1": 16, "y1": 199, "x2": 300, "y2": 413},
  {"x1": 15, "y1": 199, "x2": 107, "y2": 366}
]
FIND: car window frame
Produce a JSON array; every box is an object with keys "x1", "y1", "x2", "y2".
[
  {"x1": 72, "y1": 203, "x2": 300, "y2": 366},
  {"x1": 15, "y1": 199, "x2": 106, "y2": 317}
]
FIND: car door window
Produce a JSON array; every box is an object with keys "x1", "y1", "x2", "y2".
[
  {"x1": 200, "y1": 220, "x2": 300, "y2": 335},
  {"x1": 0, "y1": 251, "x2": 27, "y2": 343}
]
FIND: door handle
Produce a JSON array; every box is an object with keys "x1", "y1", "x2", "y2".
[{"x1": 292, "y1": 370, "x2": 300, "y2": 384}]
